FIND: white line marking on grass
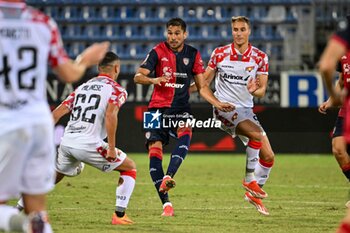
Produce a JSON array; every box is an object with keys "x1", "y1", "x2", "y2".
[{"x1": 135, "y1": 183, "x2": 349, "y2": 190}]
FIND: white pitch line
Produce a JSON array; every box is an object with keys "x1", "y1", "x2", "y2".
[{"x1": 134, "y1": 182, "x2": 349, "y2": 190}]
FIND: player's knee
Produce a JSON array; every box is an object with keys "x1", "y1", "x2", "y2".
[
  {"x1": 249, "y1": 132, "x2": 262, "y2": 142},
  {"x1": 261, "y1": 149, "x2": 275, "y2": 162},
  {"x1": 177, "y1": 126, "x2": 192, "y2": 139},
  {"x1": 332, "y1": 146, "x2": 345, "y2": 158}
]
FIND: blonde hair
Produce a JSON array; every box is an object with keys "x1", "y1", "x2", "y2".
[{"x1": 231, "y1": 16, "x2": 250, "y2": 28}]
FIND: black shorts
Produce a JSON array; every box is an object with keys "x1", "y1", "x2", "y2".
[
  {"x1": 145, "y1": 107, "x2": 192, "y2": 147},
  {"x1": 332, "y1": 116, "x2": 344, "y2": 138}
]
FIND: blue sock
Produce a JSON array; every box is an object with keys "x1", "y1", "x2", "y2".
[
  {"x1": 166, "y1": 134, "x2": 191, "y2": 177},
  {"x1": 149, "y1": 156, "x2": 169, "y2": 204}
]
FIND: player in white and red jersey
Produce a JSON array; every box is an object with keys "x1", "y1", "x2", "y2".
[
  {"x1": 0, "y1": 0, "x2": 109, "y2": 232},
  {"x1": 17, "y1": 52, "x2": 136, "y2": 225},
  {"x1": 204, "y1": 16, "x2": 274, "y2": 215}
]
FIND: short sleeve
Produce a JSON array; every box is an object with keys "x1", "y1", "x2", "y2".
[
  {"x1": 192, "y1": 51, "x2": 205, "y2": 75},
  {"x1": 140, "y1": 49, "x2": 158, "y2": 73},
  {"x1": 47, "y1": 18, "x2": 69, "y2": 68},
  {"x1": 61, "y1": 91, "x2": 75, "y2": 110},
  {"x1": 257, "y1": 53, "x2": 269, "y2": 74},
  {"x1": 109, "y1": 89, "x2": 128, "y2": 108},
  {"x1": 208, "y1": 49, "x2": 218, "y2": 70}
]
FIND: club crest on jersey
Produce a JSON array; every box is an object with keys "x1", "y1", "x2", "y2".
[
  {"x1": 245, "y1": 66, "x2": 254, "y2": 72},
  {"x1": 183, "y1": 58, "x2": 189, "y2": 66}
]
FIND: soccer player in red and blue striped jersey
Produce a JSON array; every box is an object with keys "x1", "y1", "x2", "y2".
[{"x1": 134, "y1": 17, "x2": 233, "y2": 216}]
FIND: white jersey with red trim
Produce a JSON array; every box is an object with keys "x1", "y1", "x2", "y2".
[
  {"x1": 0, "y1": 1, "x2": 69, "y2": 135},
  {"x1": 60, "y1": 75, "x2": 128, "y2": 149},
  {"x1": 208, "y1": 43, "x2": 269, "y2": 108}
]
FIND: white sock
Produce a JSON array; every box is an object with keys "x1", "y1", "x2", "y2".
[
  {"x1": 0, "y1": 205, "x2": 20, "y2": 231},
  {"x1": 245, "y1": 146, "x2": 259, "y2": 182},
  {"x1": 163, "y1": 202, "x2": 172, "y2": 209},
  {"x1": 116, "y1": 173, "x2": 136, "y2": 209},
  {"x1": 255, "y1": 160, "x2": 273, "y2": 186}
]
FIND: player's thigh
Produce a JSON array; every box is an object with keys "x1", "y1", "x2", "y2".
[
  {"x1": 236, "y1": 119, "x2": 262, "y2": 141},
  {"x1": 56, "y1": 145, "x2": 83, "y2": 177},
  {"x1": 115, "y1": 157, "x2": 136, "y2": 172},
  {"x1": 145, "y1": 128, "x2": 170, "y2": 148},
  {"x1": 0, "y1": 128, "x2": 30, "y2": 201},
  {"x1": 22, "y1": 124, "x2": 56, "y2": 195},
  {"x1": 74, "y1": 144, "x2": 127, "y2": 173}
]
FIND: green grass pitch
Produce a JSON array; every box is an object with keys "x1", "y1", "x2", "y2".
[{"x1": 33, "y1": 154, "x2": 350, "y2": 232}]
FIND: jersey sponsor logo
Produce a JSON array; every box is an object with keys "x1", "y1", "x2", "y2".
[
  {"x1": 164, "y1": 83, "x2": 185, "y2": 88},
  {"x1": 174, "y1": 72, "x2": 188, "y2": 79},
  {"x1": 161, "y1": 57, "x2": 169, "y2": 62},
  {"x1": 219, "y1": 73, "x2": 249, "y2": 81},
  {"x1": 67, "y1": 125, "x2": 86, "y2": 132},
  {"x1": 183, "y1": 58, "x2": 189, "y2": 66}
]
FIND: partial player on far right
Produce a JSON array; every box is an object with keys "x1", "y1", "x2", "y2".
[
  {"x1": 203, "y1": 16, "x2": 275, "y2": 215},
  {"x1": 318, "y1": 15, "x2": 350, "y2": 233},
  {"x1": 318, "y1": 56, "x2": 350, "y2": 187}
]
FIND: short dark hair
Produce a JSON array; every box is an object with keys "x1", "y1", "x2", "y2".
[
  {"x1": 231, "y1": 16, "x2": 251, "y2": 28},
  {"x1": 166, "y1": 17, "x2": 186, "y2": 32},
  {"x1": 98, "y1": 51, "x2": 120, "y2": 68}
]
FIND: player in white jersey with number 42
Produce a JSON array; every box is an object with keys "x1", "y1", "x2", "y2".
[
  {"x1": 204, "y1": 16, "x2": 275, "y2": 215},
  {"x1": 0, "y1": 1, "x2": 109, "y2": 232}
]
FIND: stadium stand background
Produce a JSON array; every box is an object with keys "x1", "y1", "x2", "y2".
[{"x1": 27, "y1": 0, "x2": 350, "y2": 153}]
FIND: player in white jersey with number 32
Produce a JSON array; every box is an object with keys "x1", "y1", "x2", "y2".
[
  {"x1": 0, "y1": 1, "x2": 109, "y2": 232},
  {"x1": 204, "y1": 16, "x2": 275, "y2": 215}
]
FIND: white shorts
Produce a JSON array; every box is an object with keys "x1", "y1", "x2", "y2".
[
  {"x1": 0, "y1": 124, "x2": 56, "y2": 201},
  {"x1": 56, "y1": 142, "x2": 127, "y2": 176},
  {"x1": 213, "y1": 107, "x2": 266, "y2": 145}
]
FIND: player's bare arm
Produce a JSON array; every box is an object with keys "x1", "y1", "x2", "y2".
[
  {"x1": 105, "y1": 102, "x2": 119, "y2": 161},
  {"x1": 319, "y1": 74, "x2": 343, "y2": 114},
  {"x1": 54, "y1": 42, "x2": 110, "y2": 83},
  {"x1": 194, "y1": 73, "x2": 234, "y2": 112},
  {"x1": 247, "y1": 74, "x2": 268, "y2": 98},
  {"x1": 134, "y1": 67, "x2": 170, "y2": 85},
  {"x1": 190, "y1": 67, "x2": 216, "y2": 93},
  {"x1": 52, "y1": 104, "x2": 70, "y2": 124},
  {"x1": 204, "y1": 67, "x2": 216, "y2": 85}
]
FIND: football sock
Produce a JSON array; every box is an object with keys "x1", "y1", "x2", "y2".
[
  {"x1": 245, "y1": 140, "x2": 262, "y2": 183},
  {"x1": 116, "y1": 169, "x2": 136, "y2": 210},
  {"x1": 255, "y1": 158, "x2": 274, "y2": 187},
  {"x1": 149, "y1": 147, "x2": 169, "y2": 204},
  {"x1": 341, "y1": 163, "x2": 350, "y2": 181},
  {"x1": 166, "y1": 134, "x2": 191, "y2": 177},
  {"x1": 0, "y1": 205, "x2": 20, "y2": 231}
]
